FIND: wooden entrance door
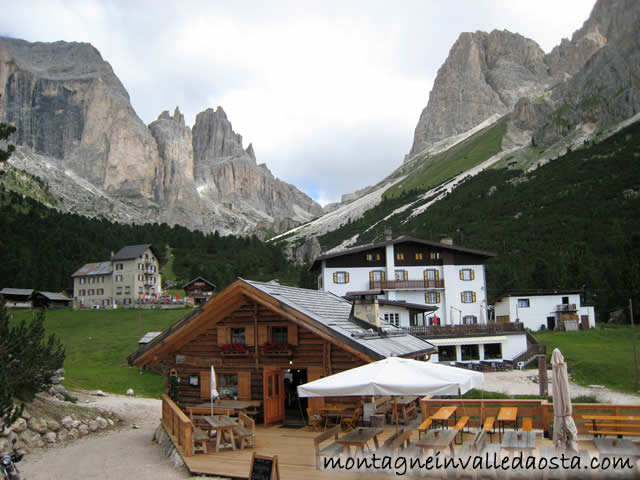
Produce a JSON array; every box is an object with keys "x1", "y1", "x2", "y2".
[
  {"x1": 263, "y1": 368, "x2": 285, "y2": 424},
  {"x1": 580, "y1": 315, "x2": 589, "y2": 329}
]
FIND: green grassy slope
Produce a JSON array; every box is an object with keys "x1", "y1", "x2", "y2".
[{"x1": 9, "y1": 308, "x2": 189, "y2": 398}]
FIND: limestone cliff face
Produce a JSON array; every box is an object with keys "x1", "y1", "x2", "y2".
[
  {"x1": 0, "y1": 37, "x2": 322, "y2": 235},
  {"x1": 409, "y1": 30, "x2": 550, "y2": 156},
  {"x1": 0, "y1": 38, "x2": 162, "y2": 200}
]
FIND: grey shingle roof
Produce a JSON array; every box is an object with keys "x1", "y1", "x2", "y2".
[
  {"x1": 72, "y1": 261, "x2": 112, "y2": 277},
  {"x1": 112, "y1": 244, "x2": 159, "y2": 261},
  {"x1": 37, "y1": 292, "x2": 71, "y2": 301},
  {"x1": 243, "y1": 279, "x2": 435, "y2": 360},
  {"x1": 0, "y1": 288, "x2": 34, "y2": 297}
]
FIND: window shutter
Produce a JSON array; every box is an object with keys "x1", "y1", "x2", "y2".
[
  {"x1": 436, "y1": 292, "x2": 441, "y2": 303},
  {"x1": 461, "y1": 292, "x2": 464, "y2": 303},
  {"x1": 435, "y1": 270, "x2": 440, "y2": 281},
  {"x1": 238, "y1": 371, "x2": 252, "y2": 400},
  {"x1": 345, "y1": 272, "x2": 350, "y2": 283},
  {"x1": 333, "y1": 272, "x2": 337, "y2": 283},
  {"x1": 381, "y1": 271, "x2": 385, "y2": 280},
  {"x1": 459, "y1": 270, "x2": 464, "y2": 280},
  {"x1": 200, "y1": 371, "x2": 211, "y2": 399},
  {"x1": 245, "y1": 326, "x2": 255, "y2": 346},
  {"x1": 471, "y1": 270, "x2": 475, "y2": 280},
  {"x1": 472, "y1": 292, "x2": 477, "y2": 302},
  {"x1": 258, "y1": 325, "x2": 269, "y2": 345},
  {"x1": 217, "y1": 327, "x2": 228, "y2": 346},
  {"x1": 403, "y1": 270, "x2": 408, "y2": 280},
  {"x1": 369, "y1": 271, "x2": 374, "y2": 281},
  {"x1": 288, "y1": 324, "x2": 298, "y2": 345}
]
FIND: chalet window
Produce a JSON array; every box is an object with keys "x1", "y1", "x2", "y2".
[
  {"x1": 115, "y1": 274, "x2": 123, "y2": 282},
  {"x1": 116, "y1": 287, "x2": 122, "y2": 295},
  {"x1": 426, "y1": 292, "x2": 441, "y2": 304},
  {"x1": 125, "y1": 287, "x2": 131, "y2": 294},
  {"x1": 97, "y1": 288, "x2": 104, "y2": 295},
  {"x1": 369, "y1": 270, "x2": 385, "y2": 281},
  {"x1": 415, "y1": 252, "x2": 424, "y2": 260},
  {"x1": 99, "y1": 276, "x2": 104, "y2": 283},
  {"x1": 461, "y1": 344, "x2": 479, "y2": 361},
  {"x1": 272, "y1": 326, "x2": 288, "y2": 344},
  {"x1": 383, "y1": 313, "x2": 399, "y2": 326},
  {"x1": 461, "y1": 291, "x2": 476, "y2": 303},
  {"x1": 484, "y1": 343, "x2": 502, "y2": 360},
  {"x1": 138, "y1": 274, "x2": 143, "y2": 281},
  {"x1": 79, "y1": 277, "x2": 85, "y2": 285},
  {"x1": 462, "y1": 315, "x2": 478, "y2": 325},
  {"x1": 395, "y1": 252, "x2": 405, "y2": 261},
  {"x1": 460, "y1": 269, "x2": 475, "y2": 281},
  {"x1": 333, "y1": 272, "x2": 349, "y2": 284},
  {"x1": 138, "y1": 287, "x2": 143, "y2": 294},
  {"x1": 438, "y1": 345, "x2": 456, "y2": 362},
  {"x1": 219, "y1": 374, "x2": 239, "y2": 400},
  {"x1": 429, "y1": 252, "x2": 441, "y2": 260},
  {"x1": 231, "y1": 328, "x2": 246, "y2": 344},
  {"x1": 517, "y1": 298, "x2": 530, "y2": 308},
  {"x1": 79, "y1": 289, "x2": 85, "y2": 296},
  {"x1": 395, "y1": 270, "x2": 408, "y2": 281},
  {"x1": 424, "y1": 269, "x2": 439, "y2": 282},
  {"x1": 366, "y1": 253, "x2": 373, "y2": 261},
  {"x1": 115, "y1": 263, "x2": 123, "y2": 270}
]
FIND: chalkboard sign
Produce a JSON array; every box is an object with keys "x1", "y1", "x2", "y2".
[{"x1": 249, "y1": 452, "x2": 279, "y2": 480}]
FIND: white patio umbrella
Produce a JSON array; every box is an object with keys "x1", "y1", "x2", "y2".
[
  {"x1": 551, "y1": 348, "x2": 578, "y2": 452},
  {"x1": 210, "y1": 365, "x2": 219, "y2": 416},
  {"x1": 297, "y1": 356, "x2": 484, "y2": 432}
]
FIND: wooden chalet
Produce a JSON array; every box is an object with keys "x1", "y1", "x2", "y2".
[
  {"x1": 182, "y1": 276, "x2": 217, "y2": 305},
  {"x1": 128, "y1": 279, "x2": 435, "y2": 425}
]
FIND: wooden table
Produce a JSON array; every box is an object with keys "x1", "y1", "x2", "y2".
[
  {"x1": 336, "y1": 427, "x2": 384, "y2": 454},
  {"x1": 501, "y1": 430, "x2": 536, "y2": 456},
  {"x1": 188, "y1": 401, "x2": 253, "y2": 417},
  {"x1": 415, "y1": 429, "x2": 458, "y2": 456},
  {"x1": 392, "y1": 396, "x2": 418, "y2": 425},
  {"x1": 431, "y1": 406, "x2": 457, "y2": 430},
  {"x1": 497, "y1": 407, "x2": 518, "y2": 441},
  {"x1": 203, "y1": 415, "x2": 238, "y2": 452},
  {"x1": 321, "y1": 406, "x2": 347, "y2": 430}
]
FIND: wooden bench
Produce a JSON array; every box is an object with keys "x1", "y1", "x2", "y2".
[
  {"x1": 233, "y1": 412, "x2": 255, "y2": 450},
  {"x1": 583, "y1": 414, "x2": 640, "y2": 438},
  {"x1": 417, "y1": 417, "x2": 432, "y2": 439},
  {"x1": 192, "y1": 426, "x2": 209, "y2": 454},
  {"x1": 455, "y1": 430, "x2": 501, "y2": 480},
  {"x1": 313, "y1": 425, "x2": 344, "y2": 469},
  {"x1": 521, "y1": 417, "x2": 533, "y2": 432},
  {"x1": 453, "y1": 415, "x2": 470, "y2": 444},
  {"x1": 483, "y1": 416, "x2": 495, "y2": 440}
]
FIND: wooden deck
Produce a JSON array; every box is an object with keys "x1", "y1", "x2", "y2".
[{"x1": 180, "y1": 422, "x2": 574, "y2": 480}]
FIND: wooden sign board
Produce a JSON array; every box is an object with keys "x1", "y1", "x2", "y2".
[{"x1": 249, "y1": 452, "x2": 279, "y2": 480}]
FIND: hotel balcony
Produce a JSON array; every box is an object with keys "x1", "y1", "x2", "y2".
[
  {"x1": 556, "y1": 304, "x2": 577, "y2": 312},
  {"x1": 369, "y1": 279, "x2": 445, "y2": 290}
]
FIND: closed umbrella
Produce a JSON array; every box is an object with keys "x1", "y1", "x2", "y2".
[
  {"x1": 297, "y1": 356, "x2": 484, "y2": 433},
  {"x1": 210, "y1": 365, "x2": 219, "y2": 416},
  {"x1": 551, "y1": 348, "x2": 578, "y2": 452}
]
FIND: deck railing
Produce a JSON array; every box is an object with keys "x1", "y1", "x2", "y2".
[
  {"x1": 404, "y1": 322, "x2": 525, "y2": 337},
  {"x1": 419, "y1": 397, "x2": 640, "y2": 436},
  {"x1": 162, "y1": 394, "x2": 193, "y2": 457},
  {"x1": 370, "y1": 279, "x2": 445, "y2": 290}
]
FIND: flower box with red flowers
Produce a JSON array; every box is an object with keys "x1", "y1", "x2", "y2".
[
  {"x1": 262, "y1": 342, "x2": 294, "y2": 356},
  {"x1": 220, "y1": 343, "x2": 251, "y2": 356}
]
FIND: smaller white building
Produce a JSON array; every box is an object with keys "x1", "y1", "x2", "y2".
[{"x1": 493, "y1": 290, "x2": 596, "y2": 331}]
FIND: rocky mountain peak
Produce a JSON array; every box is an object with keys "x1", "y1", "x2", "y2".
[{"x1": 192, "y1": 106, "x2": 246, "y2": 164}]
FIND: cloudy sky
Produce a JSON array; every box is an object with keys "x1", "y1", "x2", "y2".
[{"x1": 2, "y1": 0, "x2": 596, "y2": 205}]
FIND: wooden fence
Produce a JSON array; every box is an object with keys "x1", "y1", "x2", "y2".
[
  {"x1": 419, "y1": 397, "x2": 640, "y2": 437},
  {"x1": 162, "y1": 394, "x2": 194, "y2": 457}
]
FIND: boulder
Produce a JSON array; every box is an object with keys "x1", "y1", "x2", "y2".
[
  {"x1": 61, "y1": 416, "x2": 73, "y2": 430},
  {"x1": 46, "y1": 419, "x2": 61, "y2": 432},
  {"x1": 0, "y1": 437, "x2": 10, "y2": 452},
  {"x1": 96, "y1": 417, "x2": 108, "y2": 429},
  {"x1": 44, "y1": 432, "x2": 57, "y2": 444},
  {"x1": 10, "y1": 418, "x2": 27, "y2": 434},
  {"x1": 94, "y1": 390, "x2": 106, "y2": 397},
  {"x1": 20, "y1": 429, "x2": 44, "y2": 448},
  {"x1": 71, "y1": 420, "x2": 82, "y2": 429},
  {"x1": 88, "y1": 420, "x2": 99, "y2": 432},
  {"x1": 28, "y1": 417, "x2": 49, "y2": 434},
  {"x1": 126, "y1": 389, "x2": 135, "y2": 396},
  {"x1": 78, "y1": 424, "x2": 89, "y2": 436},
  {"x1": 57, "y1": 428, "x2": 70, "y2": 443},
  {"x1": 21, "y1": 410, "x2": 31, "y2": 420},
  {"x1": 68, "y1": 428, "x2": 80, "y2": 440}
]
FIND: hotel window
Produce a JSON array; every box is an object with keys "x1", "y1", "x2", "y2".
[
  {"x1": 384, "y1": 313, "x2": 399, "y2": 327},
  {"x1": 438, "y1": 345, "x2": 456, "y2": 362},
  {"x1": 116, "y1": 287, "x2": 122, "y2": 295},
  {"x1": 115, "y1": 263, "x2": 123, "y2": 270},
  {"x1": 484, "y1": 343, "x2": 502, "y2": 360},
  {"x1": 88, "y1": 289, "x2": 94, "y2": 296},
  {"x1": 79, "y1": 289, "x2": 85, "y2": 296},
  {"x1": 333, "y1": 271, "x2": 349, "y2": 284},
  {"x1": 365, "y1": 253, "x2": 381, "y2": 261},
  {"x1": 517, "y1": 298, "x2": 530, "y2": 308},
  {"x1": 460, "y1": 269, "x2": 475, "y2": 281},
  {"x1": 461, "y1": 291, "x2": 476, "y2": 303},
  {"x1": 424, "y1": 269, "x2": 440, "y2": 285},
  {"x1": 426, "y1": 292, "x2": 441, "y2": 304},
  {"x1": 79, "y1": 277, "x2": 85, "y2": 285},
  {"x1": 395, "y1": 252, "x2": 405, "y2": 261},
  {"x1": 395, "y1": 270, "x2": 408, "y2": 281},
  {"x1": 97, "y1": 288, "x2": 104, "y2": 295},
  {"x1": 462, "y1": 315, "x2": 478, "y2": 325},
  {"x1": 461, "y1": 344, "x2": 480, "y2": 361},
  {"x1": 272, "y1": 326, "x2": 288, "y2": 344},
  {"x1": 415, "y1": 252, "x2": 424, "y2": 260},
  {"x1": 429, "y1": 252, "x2": 441, "y2": 260},
  {"x1": 369, "y1": 270, "x2": 385, "y2": 282},
  {"x1": 231, "y1": 328, "x2": 246, "y2": 344}
]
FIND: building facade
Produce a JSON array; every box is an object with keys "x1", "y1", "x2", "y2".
[
  {"x1": 311, "y1": 235, "x2": 495, "y2": 328},
  {"x1": 72, "y1": 245, "x2": 162, "y2": 309},
  {"x1": 493, "y1": 291, "x2": 596, "y2": 331}
]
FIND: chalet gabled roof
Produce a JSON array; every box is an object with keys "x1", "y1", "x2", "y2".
[
  {"x1": 181, "y1": 276, "x2": 216, "y2": 290},
  {"x1": 310, "y1": 235, "x2": 496, "y2": 270},
  {"x1": 0, "y1": 288, "x2": 34, "y2": 297},
  {"x1": 112, "y1": 244, "x2": 160, "y2": 261},
  {"x1": 128, "y1": 278, "x2": 435, "y2": 367},
  {"x1": 72, "y1": 261, "x2": 112, "y2": 277},
  {"x1": 36, "y1": 291, "x2": 71, "y2": 301}
]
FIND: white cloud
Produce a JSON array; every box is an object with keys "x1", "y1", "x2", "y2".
[{"x1": 1, "y1": 0, "x2": 597, "y2": 205}]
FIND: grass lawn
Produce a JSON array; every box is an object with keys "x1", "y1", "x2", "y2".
[
  {"x1": 533, "y1": 325, "x2": 640, "y2": 395},
  {"x1": 9, "y1": 307, "x2": 190, "y2": 398}
]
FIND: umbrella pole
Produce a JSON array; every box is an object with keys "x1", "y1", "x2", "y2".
[{"x1": 394, "y1": 397, "x2": 399, "y2": 434}]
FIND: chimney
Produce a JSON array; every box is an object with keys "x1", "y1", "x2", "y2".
[
  {"x1": 384, "y1": 228, "x2": 393, "y2": 241},
  {"x1": 439, "y1": 234, "x2": 453, "y2": 245},
  {"x1": 352, "y1": 295, "x2": 381, "y2": 330}
]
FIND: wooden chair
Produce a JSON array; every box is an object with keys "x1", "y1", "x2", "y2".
[
  {"x1": 307, "y1": 407, "x2": 323, "y2": 432},
  {"x1": 341, "y1": 408, "x2": 361, "y2": 432},
  {"x1": 483, "y1": 416, "x2": 496, "y2": 440}
]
